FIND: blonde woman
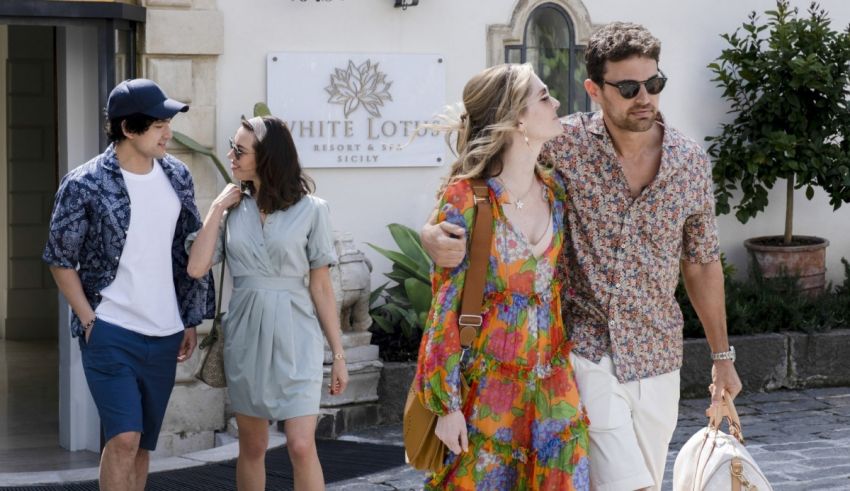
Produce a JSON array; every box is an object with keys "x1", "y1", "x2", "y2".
[{"x1": 414, "y1": 64, "x2": 590, "y2": 490}]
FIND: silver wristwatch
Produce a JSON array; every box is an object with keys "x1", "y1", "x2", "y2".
[{"x1": 711, "y1": 345, "x2": 736, "y2": 362}]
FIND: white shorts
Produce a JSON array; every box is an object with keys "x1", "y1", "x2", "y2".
[{"x1": 571, "y1": 353, "x2": 680, "y2": 491}]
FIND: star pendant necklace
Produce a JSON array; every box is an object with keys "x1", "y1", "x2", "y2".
[{"x1": 499, "y1": 176, "x2": 542, "y2": 211}]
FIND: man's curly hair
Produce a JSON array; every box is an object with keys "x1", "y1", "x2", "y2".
[{"x1": 585, "y1": 22, "x2": 661, "y2": 85}]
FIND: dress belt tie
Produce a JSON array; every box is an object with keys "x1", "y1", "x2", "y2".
[{"x1": 232, "y1": 276, "x2": 306, "y2": 290}]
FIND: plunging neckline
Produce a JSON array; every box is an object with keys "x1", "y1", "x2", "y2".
[
  {"x1": 503, "y1": 211, "x2": 555, "y2": 260},
  {"x1": 496, "y1": 184, "x2": 556, "y2": 261}
]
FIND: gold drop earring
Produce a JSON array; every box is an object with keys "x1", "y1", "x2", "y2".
[{"x1": 520, "y1": 124, "x2": 530, "y2": 147}]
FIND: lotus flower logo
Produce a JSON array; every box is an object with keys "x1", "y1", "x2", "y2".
[{"x1": 325, "y1": 59, "x2": 393, "y2": 118}]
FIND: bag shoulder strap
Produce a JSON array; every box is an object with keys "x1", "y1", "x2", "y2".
[
  {"x1": 214, "y1": 214, "x2": 229, "y2": 318},
  {"x1": 458, "y1": 179, "x2": 493, "y2": 349}
]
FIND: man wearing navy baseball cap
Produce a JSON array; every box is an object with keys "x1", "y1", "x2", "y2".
[{"x1": 43, "y1": 79, "x2": 213, "y2": 490}]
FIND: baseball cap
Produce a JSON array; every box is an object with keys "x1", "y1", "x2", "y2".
[{"x1": 107, "y1": 78, "x2": 189, "y2": 119}]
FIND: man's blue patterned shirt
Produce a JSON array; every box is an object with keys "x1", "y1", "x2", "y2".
[{"x1": 42, "y1": 144, "x2": 215, "y2": 337}]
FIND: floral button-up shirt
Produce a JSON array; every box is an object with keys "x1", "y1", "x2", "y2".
[
  {"x1": 42, "y1": 144, "x2": 215, "y2": 338},
  {"x1": 541, "y1": 111, "x2": 720, "y2": 383}
]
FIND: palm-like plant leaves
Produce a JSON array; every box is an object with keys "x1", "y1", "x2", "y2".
[
  {"x1": 368, "y1": 224, "x2": 433, "y2": 344},
  {"x1": 172, "y1": 131, "x2": 232, "y2": 184}
]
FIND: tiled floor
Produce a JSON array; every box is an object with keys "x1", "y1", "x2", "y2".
[{"x1": 0, "y1": 339, "x2": 100, "y2": 472}]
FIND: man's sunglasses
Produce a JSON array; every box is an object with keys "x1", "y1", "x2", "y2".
[
  {"x1": 229, "y1": 138, "x2": 254, "y2": 160},
  {"x1": 603, "y1": 70, "x2": 667, "y2": 99}
]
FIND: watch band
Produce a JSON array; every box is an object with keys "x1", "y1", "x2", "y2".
[
  {"x1": 711, "y1": 345, "x2": 736, "y2": 362},
  {"x1": 333, "y1": 352, "x2": 346, "y2": 361}
]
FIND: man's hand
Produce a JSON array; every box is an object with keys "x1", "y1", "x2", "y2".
[
  {"x1": 710, "y1": 360, "x2": 742, "y2": 405},
  {"x1": 421, "y1": 221, "x2": 466, "y2": 268},
  {"x1": 177, "y1": 328, "x2": 197, "y2": 362},
  {"x1": 435, "y1": 410, "x2": 468, "y2": 454}
]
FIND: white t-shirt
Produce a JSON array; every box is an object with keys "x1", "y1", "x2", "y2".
[{"x1": 96, "y1": 162, "x2": 184, "y2": 337}]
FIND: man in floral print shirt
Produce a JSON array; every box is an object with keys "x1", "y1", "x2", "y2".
[{"x1": 422, "y1": 22, "x2": 741, "y2": 490}]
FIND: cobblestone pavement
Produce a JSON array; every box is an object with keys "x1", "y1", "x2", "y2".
[{"x1": 329, "y1": 387, "x2": 850, "y2": 490}]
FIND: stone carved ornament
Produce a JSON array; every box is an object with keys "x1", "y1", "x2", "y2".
[{"x1": 329, "y1": 232, "x2": 373, "y2": 332}]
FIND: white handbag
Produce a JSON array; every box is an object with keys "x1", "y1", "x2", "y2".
[{"x1": 673, "y1": 392, "x2": 773, "y2": 491}]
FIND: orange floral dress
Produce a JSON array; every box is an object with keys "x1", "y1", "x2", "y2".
[{"x1": 414, "y1": 173, "x2": 590, "y2": 490}]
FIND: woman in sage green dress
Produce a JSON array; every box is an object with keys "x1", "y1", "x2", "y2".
[{"x1": 187, "y1": 116, "x2": 349, "y2": 491}]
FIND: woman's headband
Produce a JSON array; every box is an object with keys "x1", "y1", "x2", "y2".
[{"x1": 243, "y1": 116, "x2": 267, "y2": 142}]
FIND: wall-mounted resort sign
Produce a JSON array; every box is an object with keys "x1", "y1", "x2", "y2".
[{"x1": 267, "y1": 52, "x2": 446, "y2": 168}]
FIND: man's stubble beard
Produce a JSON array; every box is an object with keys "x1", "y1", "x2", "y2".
[{"x1": 609, "y1": 104, "x2": 658, "y2": 133}]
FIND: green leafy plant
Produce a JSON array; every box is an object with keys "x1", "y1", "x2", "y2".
[
  {"x1": 706, "y1": 0, "x2": 850, "y2": 245},
  {"x1": 171, "y1": 102, "x2": 273, "y2": 183},
  {"x1": 677, "y1": 256, "x2": 850, "y2": 338},
  {"x1": 367, "y1": 223, "x2": 433, "y2": 361},
  {"x1": 171, "y1": 131, "x2": 232, "y2": 184}
]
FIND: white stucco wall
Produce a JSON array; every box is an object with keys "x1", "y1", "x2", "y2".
[{"x1": 214, "y1": 0, "x2": 850, "y2": 284}]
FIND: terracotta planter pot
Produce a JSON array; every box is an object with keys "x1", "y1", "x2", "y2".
[{"x1": 743, "y1": 236, "x2": 829, "y2": 295}]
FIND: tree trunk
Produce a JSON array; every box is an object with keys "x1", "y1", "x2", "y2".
[{"x1": 784, "y1": 175, "x2": 794, "y2": 245}]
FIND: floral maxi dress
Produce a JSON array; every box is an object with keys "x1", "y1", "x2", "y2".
[{"x1": 414, "y1": 175, "x2": 590, "y2": 490}]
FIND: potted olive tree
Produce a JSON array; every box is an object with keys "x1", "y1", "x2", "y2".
[{"x1": 707, "y1": 0, "x2": 850, "y2": 293}]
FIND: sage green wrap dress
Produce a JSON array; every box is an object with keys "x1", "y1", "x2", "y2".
[{"x1": 188, "y1": 194, "x2": 337, "y2": 420}]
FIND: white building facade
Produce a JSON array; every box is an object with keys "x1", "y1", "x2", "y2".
[{"x1": 1, "y1": 0, "x2": 848, "y2": 459}]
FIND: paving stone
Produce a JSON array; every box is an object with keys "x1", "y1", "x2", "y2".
[
  {"x1": 799, "y1": 446, "x2": 850, "y2": 459},
  {"x1": 801, "y1": 387, "x2": 850, "y2": 399},
  {"x1": 785, "y1": 465, "x2": 850, "y2": 482},
  {"x1": 333, "y1": 387, "x2": 850, "y2": 490},
  {"x1": 761, "y1": 440, "x2": 838, "y2": 452},
  {"x1": 757, "y1": 398, "x2": 831, "y2": 414},
  {"x1": 730, "y1": 403, "x2": 762, "y2": 416},
  {"x1": 742, "y1": 390, "x2": 810, "y2": 403},
  {"x1": 777, "y1": 424, "x2": 842, "y2": 439},
  {"x1": 750, "y1": 450, "x2": 805, "y2": 463},
  {"x1": 825, "y1": 405, "x2": 850, "y2": 417}
]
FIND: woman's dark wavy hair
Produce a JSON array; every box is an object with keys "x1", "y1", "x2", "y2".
[{"x1": 241, "y1": 116, "x2": 314, "y2": 212}]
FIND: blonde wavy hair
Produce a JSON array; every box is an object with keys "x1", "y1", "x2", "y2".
[{"x1": 431, "y1": 63, "x2": 536, "y2": 194}]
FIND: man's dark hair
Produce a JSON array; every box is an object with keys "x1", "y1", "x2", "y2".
[
  {"x1": 585, "y1": 22, "x2": 661, "y2": 86},
  {"x1": 241, "y1": 116, "x2": 314, "y2": 212},
  {"x1": 105, "y1": 113, "x2": 160, "y2": 143}
]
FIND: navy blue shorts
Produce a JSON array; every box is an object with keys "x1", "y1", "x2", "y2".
[{"x1": 79, "y1": 318, "x2": 183, "y2": 451}]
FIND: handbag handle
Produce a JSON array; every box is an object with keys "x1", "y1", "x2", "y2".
[
  {"x1": 706, "y1": 391, "x2": 745, "y2": 444},
  {"x1": 457, "y1": 179, "x2": 493, "y2": 349}
]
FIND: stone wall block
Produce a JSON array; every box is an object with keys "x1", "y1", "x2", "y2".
[
  {"x1": 170, "y1": 104, "x2": 215, "y2": 147},
  {"x1": 146, "y1": 57, "x2": 194, "y2": 103},
  {"x1": 320, "y1": 360, "x2": 383, "y2": 407},
  {"x1": 144, "y1": 0, "x2": 193, "y2": 7},
  {"x1": 314, "y1": 404, "x2": 381, "y2": 439},
  {"x1": 190, "y1": 57, "x2": 217, "y2": 106},
  {"x1": 322, "y1": 344, "x2": 379, "y2": 365},
  {"x1": 790, "y1": 329, "x2": 850, "y2": 388},
  {"x1": 160, "y1": 383, "x2": 226, "y2": 434},
  {"x1": 191, "y1": 0, "x2": 217, "y2": 10},
  {"x1": 144, "y1": 9, "x2": 223, "y2": 55},
  {"x1": 377, "y1": 361, "x2": 416, "y2": 425},
  {"x1": 181, "y1": 150, "x2": 226, "y2": 201},
  {"x1": 174, "y1": 338, "x2": 203, "y2": 383},
  {"x1": 151, "y1": 430, "x2": 215, "y2": 459},
  {"x1": 681, "y1": 333, "x2": 787, "y2": 397}
]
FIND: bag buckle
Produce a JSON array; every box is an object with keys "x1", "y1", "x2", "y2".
[{"x1": 458, "y1": 314, "x2": 482, "y2": 327}]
